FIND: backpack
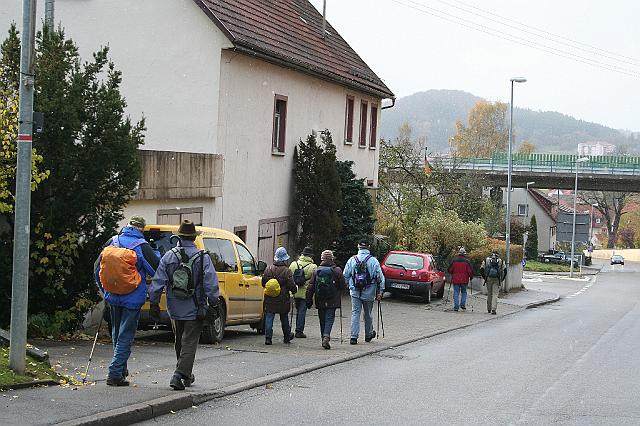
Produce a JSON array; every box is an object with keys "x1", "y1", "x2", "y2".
[
  {"x1": 487, "y1": 256, "x2": 501, "y2": 279},
  {"x1": 315, "y1": 266, "x2": 337, "y2": 299},
  {"x1": 264, "y1": 278, "x2": 281, "y2": 298},
  {"x1": 169, "y1": 247, "x2": 205, "y2": 300},
  {"x1": 292, "y1": 262, "x2": 308, "y2": 287},
  {"x1": 99, "y1": 236, "x2": 146, "y2": 295},
  {"x1": 353, "y1": 255, "x2": 373, "y2": 289}
]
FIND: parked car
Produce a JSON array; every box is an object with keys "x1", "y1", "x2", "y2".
[
  {"x1": 611, "y1": 255, "x2": 625, "y2": 265},
  {"x1": 104, "y1": 224, "x2": 266, "y2": 343},
  {"x1": 381, "y1": 251, "x2": 446, "y2": 303},
  {"x1": 539, "y1": 251, "x2": 566, "y2": 264}
]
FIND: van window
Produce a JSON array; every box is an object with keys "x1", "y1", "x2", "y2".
[
  {"x1": 203, "y1": 238, "x2": 238, "y2": 273},
  {"x1": 143, "y1": 230, "x2": 178, "y2": 258},
  {"x1": 236, "y1": 244, "x2": 258, "y2": 276}
]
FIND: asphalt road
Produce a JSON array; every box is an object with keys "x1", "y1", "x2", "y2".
[{"x1": 141, "y1": 261, "x2": 640, "y2": 425}]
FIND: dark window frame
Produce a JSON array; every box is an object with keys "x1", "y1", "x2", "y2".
[
  {"x1": 272, "y1": 94, "x2": 288, "y2": 154},
  {"x1": 369, "y1": 104, "x2": 378, "y2": 149},
  {"x1": 359, "y1": 101, "x2": 368, "y2": 147},
  {"x1": 344, "y1": 95, "x2": 354, "y2": 144}
]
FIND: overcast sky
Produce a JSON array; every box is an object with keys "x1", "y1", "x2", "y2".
[{"x1": 309, "y1": 0, "x2": 640, "y2": 131}]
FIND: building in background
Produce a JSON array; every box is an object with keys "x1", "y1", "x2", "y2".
[{"x1": 577, "y1": 141, "x2": 617, "y2": 156}]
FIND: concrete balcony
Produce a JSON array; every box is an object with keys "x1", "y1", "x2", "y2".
[{"x1": 133, "y1": 150, "x2": 223, "y2": 200}]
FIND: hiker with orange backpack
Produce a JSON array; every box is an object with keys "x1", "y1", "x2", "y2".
[{"x1": 94, "y1": 216, "x2": 159, "y2": 386}]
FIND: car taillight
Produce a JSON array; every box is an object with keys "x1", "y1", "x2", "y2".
[{"x1": 419, "y1": 272, "x2": 429, "y2": 280}]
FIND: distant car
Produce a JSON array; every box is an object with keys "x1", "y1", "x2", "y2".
[
  {"x1": 381, "y1": 251, "x2": 446, "y2": 304},
  {"x1": 611, "y1": 255, "x2": 625, "y2": 265}
]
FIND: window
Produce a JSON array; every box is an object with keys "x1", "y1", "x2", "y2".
[
  {"x1": 234, "y1": 226, "x2": 247, "y2": 243},
  {"x1": 596, "y1": 218, "x2": 601, "y2": 224},
  {"x1": 369, "y1": 105, "x2": 378, "y2": 148},
  {"x1": 272, "y1": 95, "x2": 287, "y2": 154},
  {"x1": 517, "y1": 204, "x2": 528, "y2": 216},
  {"x1": 344, "y1": 96, "x2": 354, "y2": 144},
  {"x1": 359, "y1": 101, "x2": 368, "y2": 147},
  {"x1": 383, "y1": 253, "x2": 424, "y2": 270},
  {"x1": 203, "y1": 238, "x2": 238, "y2": 273},
  {"x1": 157, "y1": 207, "x2": 203, "y2": 226},
  {"x1": 236, "y1": 243, "x2": 258, "y2": 276}
]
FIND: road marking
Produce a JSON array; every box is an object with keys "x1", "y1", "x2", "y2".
[{"x1": 565, "y1": 280, "x2": 595, "y2": 298}]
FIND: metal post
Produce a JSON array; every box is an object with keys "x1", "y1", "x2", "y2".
[
  {"x1": 505, "y1": 80, "x2": 514, "y2": 279},
  {"x1": 9, "y1": 0, "x2": 37, "y2": 375},
  {"x1": 45, "y1": 0, "x2": 55, "y2": 29},
  {"x1": 569, "y1": 164, "x2": 578, "y2": 277},
  {"x1": 321, "y1": 0, "x2": 327, "y2": 39}
]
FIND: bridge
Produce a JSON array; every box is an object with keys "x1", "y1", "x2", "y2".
[{"x1": 436, "y1": 153, "x2": 640, "y2": 192}]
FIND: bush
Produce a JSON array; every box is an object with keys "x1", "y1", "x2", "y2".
[{"x1": 468, "y1": 238, "x2": 523, "y2": 274}]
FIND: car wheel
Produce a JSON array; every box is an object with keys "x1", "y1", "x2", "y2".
[
  {"x1": 436, "y1": 284, "x2": 445, "y2": 299},
  {"x1": 424, "y1": 283, "x2": 432, "y2": 304},
  {"x1": 200, "y1": 302, "x2": 225, "y2": 344},
  {"x1": 251, "y1": 315, "x2": 265, "y2": 335}
]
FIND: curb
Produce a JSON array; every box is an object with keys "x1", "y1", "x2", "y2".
[
  {"x1": 57, "y1": 306, "x2": 537, "y2": 426},
  {"x1": 0, "y1": 379, "x2": 59, "y2": 392},
  {"x1": 524, "y1": 294, "x2": 561, "y2": 309}
]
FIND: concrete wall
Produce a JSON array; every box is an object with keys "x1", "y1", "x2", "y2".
[
  {"x1": 470, "y1": 263, "x2": 523, "y2": 293},
  {"x1": 216, "y1": 51, "x2": 382, "y2": 252},
  {"x1": 2, "y1": 0, "x2": 232, "y2": 154},
  {"x1": 503, "y1": 188, "x2": 556, "y2": 252},
  {"x1": 591, "y1": 249, "x2": 640, "y2": 262}
]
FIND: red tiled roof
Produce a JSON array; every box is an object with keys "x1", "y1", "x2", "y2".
[{"x1": 194, "y1": 0, "x2": 394, "y2": 99}]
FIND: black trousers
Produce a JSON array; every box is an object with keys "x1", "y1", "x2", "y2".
[{"x1": 171, "y1": 319, "x2": 204, "y2": 378}]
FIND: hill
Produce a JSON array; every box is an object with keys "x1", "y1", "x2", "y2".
[{"x1": 380, "y1": 89, "x2": 637, "y2": 154}]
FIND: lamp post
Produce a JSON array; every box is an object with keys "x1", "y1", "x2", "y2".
[
  {"x1": 522, "y1": 181, "x2": 535, "y2": 258},
  {"x1": 570, "y1": 157, "x2": 590, "y2": 277},
  {"x1": 505, "y1": 77, "x2": 526, "y2": 281},
  {"x1": 589, "y1": 203, "x2": 599, "y2": 245}
]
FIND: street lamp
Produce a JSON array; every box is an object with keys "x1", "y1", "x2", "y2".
[
  {"x1": 570, "y1": 156, "x2": 590, "y2": 277},
  {"x1": 589, "y1": 203, "x2": 599, "y2": 245},
  {"x1": 522, "y1": 181, "x2": 535, "y2": 258},
  {"x1": 505, "y1": 77, "x2": 527, "y2": 279}
]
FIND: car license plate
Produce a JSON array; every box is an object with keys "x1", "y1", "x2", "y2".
[{"x1": 391, "y1": 282, "x2": 410, "y2": 290}]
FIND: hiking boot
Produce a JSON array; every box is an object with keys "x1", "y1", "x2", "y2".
[
  {"x1": 183, "y1": 374, "x2": 195, "y2": 387},
  {"x1": 365, "y1": 331, "x2": 376, "y2": 342},
  {"x1": 322, "y1": 336, "x2": 331, "y2": 350},
  {"x1": 295, "y1": 331, "x2": 307, "y2": 338},
  {"x1": 284, "y1": 333, "x2": 294, "y2": 344},
  {"x1": 170, "y1": 374, "x2": 185, "y2": 391},
  {"x1": 106, "y1": 377, "x2": 129, "y2": 387},
  {"x1": 265, "y1": 337, "x2": 272, "y2": 345},
  {"x1": 453, "y1": 308, "x2": 459, "y2": 312},
  {"x1": 460, "y1": 305, "x2": 466, "y2": 310},
  {"x1": 350, "y1": 338, "x2": 358, "y2": 345},
  {"x1": 488, "y1": 309, "x2": 491, "y2": 313},
  {"x1": 491, "y1": 310, "x2": 497, "y2": 315}
]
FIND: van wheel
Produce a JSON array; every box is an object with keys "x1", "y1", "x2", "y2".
[
  {"x1": 201, "y1": 303, "x2": 225, "y2": 344},
  {"x1": 423, "y1": 283, "x2": 432, "y2": 304},
  {"x1": 251, "y1": 317, "x2": 265, "y2": 335}
]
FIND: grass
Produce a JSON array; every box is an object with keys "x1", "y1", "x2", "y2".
[
  {"x1": 524, "y1": 260, "x2": 571, "y2": 273},
  {"x1": 0, "y1": 345, "x2": 67, "y2": 388}
]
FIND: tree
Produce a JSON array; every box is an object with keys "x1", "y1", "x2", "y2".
[
  {"x1": 617, "y1": 228, "x2": 635, "y2": 248},
  {"x1": 579, "y1": 191, "x2": 629, "y2": 248},
  {"x1": 333, "y1": 161, "x2": 375, "y2": 266},
  {"x1": 0, "y1": 26, "x2": 145, "y2": 332},
  {"x1": 291, "y1": 130, "x2": 342, "y2": 259},
  {"x1": 517, "y1": 141, "x2": 536, "y2": 155},
  {"x1": 526, "y1": 214, "x2": 539, "y2": 259},
  {"x1": 450, "y1": 101, "x2": 508, "y2": 157}
]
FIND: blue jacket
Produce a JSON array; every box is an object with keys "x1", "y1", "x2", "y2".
[
  {"x1": 343, "y1": 249, "x2": 385, "y2": 301},
  {"x1": 94, "y1": 227, "x2": 159, "y2": 310},
  {"x1": 149, "y1": 241, "x2": 220, "y2": 321}
]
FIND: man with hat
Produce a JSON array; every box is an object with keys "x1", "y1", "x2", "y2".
[
  {"x1": 149, "y1": 220, "x2": 220, "y2": 390},
  {"x1": 289, "y1": 246, "x2": 317, "y2": 338},
  {"x1": 95, "y1": 216, "x2": 159, "y2": 386},
  {"x1": 262, "y1": 247, "x2": 298, "y2": 345},
  {"x1": 447, "y1": 247, "x2": 474, "y2": 312},
  {"x1": 343, "y1": 240, "x2": 385, "y2": 345}
]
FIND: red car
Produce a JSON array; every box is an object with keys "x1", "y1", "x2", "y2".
[{"x1": 381, "y1": 251, "x2": 447, "y2": 303}]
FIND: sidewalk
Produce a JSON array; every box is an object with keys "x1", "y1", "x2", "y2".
[{"x1": 1, "y1": 290, "x2": 557, "y2": 426}]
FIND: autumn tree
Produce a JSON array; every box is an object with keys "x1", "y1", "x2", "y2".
[
  {"x1": 579, "y1": 191, "x2": 629, "y2": 248},
  {"x1": 517, "y1": 141, "x2": 536, "y2": 155},
  {"x1": 450, "y1": 101, "x2": 509, "y2": 157}
]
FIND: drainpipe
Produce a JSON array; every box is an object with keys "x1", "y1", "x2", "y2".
[{"x1": 381, "y1": 97, "x2": 396, "y2": 110}]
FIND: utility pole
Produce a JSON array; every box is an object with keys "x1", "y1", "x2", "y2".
[
  {"x1": 45, "y1": 0, "x2": 55, "y2": 29},
  {"x1": 9, "y1": 0, "x2": 37, "y2": 375}
]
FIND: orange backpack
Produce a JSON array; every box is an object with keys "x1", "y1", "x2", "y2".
[{"x1": 99, "y1": 237, "x2": 146, "y2": 295}]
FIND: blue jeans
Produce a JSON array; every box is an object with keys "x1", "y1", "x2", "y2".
[
  {"x1": 294, "y1": 298, "x2": 307, "y2": 333},
  {"x1": 318, "y1": 308, "x2": 337, "y2": 338},
  {"x1": 109, "y1": 305, "x2": 140, "y2": 379},
  {"x1": 264, "y1": 311, "x2": 291, "y2": 339},
  {"x1": 453, "y1": 284, "x2": 468, "y2": 310},
  {"x1": 351, "y1": 297, "x2": 374, "y2": 339}
]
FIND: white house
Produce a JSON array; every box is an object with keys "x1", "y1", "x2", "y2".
[{"x1": 1, "y1": 0, "x2": 394, "y2": 262}]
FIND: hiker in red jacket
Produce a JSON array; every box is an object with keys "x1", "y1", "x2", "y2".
[{"x1": 447, "y1": 247, "x2": 474, "y2": 312}]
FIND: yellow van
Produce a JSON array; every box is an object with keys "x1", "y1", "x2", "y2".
[{"x1": 132, "y1": 224, "x2": 266, "y2": 343}]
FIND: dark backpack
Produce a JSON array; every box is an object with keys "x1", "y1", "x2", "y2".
[
  {"x1": 292, "y1": 261, "x2": 308, "y2": 287},
  {"x1": 315, "y1": 266, "x2": 337, "y2": 299},
  {"x1": 170, "y1": 247, "x2": 205, "y2": 300},
  {"x1": 487, "y1": 257, "x2": 501, "y2": 279},
  {"x1": 353, "y1": 255, "x2": 373, "y2": 289}
]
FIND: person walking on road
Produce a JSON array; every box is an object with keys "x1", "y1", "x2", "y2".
[
  {"x1": 343, "y1": 240, "x2": 385, "y2": 345},
  {"x1": 94, "y1": 216, "x2": 159, "y2": 387},
  {"x1": 149, "y1": 220, "x2": 220, "y2": 390},
  {"x1": 262, "y1": 247, "x2": 298, "y2": 345},
  {"x1": 305, "y1": 250, "x2": 347, "y2": 349},
  {"x1": 289, "y1": 246, "x2": 317, "y2": 338},
  {"x1": 447, "y1": 247, "x2": 474, "y2": 312},
  {"x1": 481, "y1": 250, "x2": 507, "y2": 315}
]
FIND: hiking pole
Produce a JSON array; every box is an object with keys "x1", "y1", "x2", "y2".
[
  {"x1": 82, "y1": 313, "x2": 103, "y2": 385},
  {"x1": 469, "y1": 278, "x2": 474, "y2": 313},
  {"x1": 339, "y1": 304, "x2": 343, "y2": 344},
  {"x1": 378, "y1": 300, "x2": 385, "y2": 338},
  {"x1": 376, "y1": 300, "x2": 380, "y2": 339}
]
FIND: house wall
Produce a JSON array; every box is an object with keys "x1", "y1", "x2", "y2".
[
  {"x1": 217, "y1": 51, "x2": 383, "y2": 256},
  {"x1": 504, "y1": 189, "x2": 556, "y2": 252}
]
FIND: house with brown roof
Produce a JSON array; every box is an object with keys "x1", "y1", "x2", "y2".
[{"x1": 1, "y1": 0, "x2": 394, "y2": 261}]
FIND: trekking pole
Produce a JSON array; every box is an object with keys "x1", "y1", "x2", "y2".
[
  {"x1": 378, "y1": 300, "x2": 385, "y2": 338},
  {"x1": 469, "y1": 278, "x2": 474, "y2": 313},
  {"x1": 376, "y1": 300, "x2": 380, "y2": 339},
  {"x1": 82, "y1": 313, "x2": 103, "y2": 385},
  {"x1": 339, "y1": 304, "x2": 343, "y2": 344}
]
